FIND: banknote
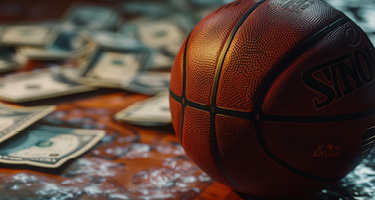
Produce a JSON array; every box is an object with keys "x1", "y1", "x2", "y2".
[
  {"x1": 0, "y1": 67, "x2": 95, "y2": 103},
  {"x1": 121, "y1": 1, "x2": 172, "y2": 17},
  {"x1": 0, "y1": 125, "x2": 105, "y2": 168},
  {"x1": 0, "y1": 47, "x2": 27, "y2": 73},
  {"x1": 84, "y1": 30, "x2": 144, "y2": 51},
  {"x1": 78, "y1": 49, "x2": 150, "y2": 88},
  {"x1": 121, "y1": 71, "x2": 170, "y2": 95},
  {"x1": 121, "y1": 18, "x2": 187, "y2": 49},
  {"x1": 0, "y1": 25, "x2": 58, "y2": 47},
  {"x1": 0, "y1": 104, "x2": 55, "y2": 144},
  {"x1": 188, "y1": 0, "x2": 229, "y2": 7},
  {"x1": 61, "y1": 4, "x2": 119, "y2": 31},
  {"x1": 115, "y1": 91, "x2": 171, "y2": 126},
  {"x1": 120, "y1": 16, "x2": 190, "y2": 69},
  {"x1": 18, "y1": 31, "x2": 95, "y2": 60}
]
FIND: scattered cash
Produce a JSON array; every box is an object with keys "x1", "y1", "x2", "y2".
[
  {"x1": 18, "y1": 31, "x2": 96, "y2": 60},
  {"x1": 0, "y1": 125, "x2": 105, "y2": 168},
  {"x1": 121, "y1": 2, "x2": 173, "y2": 17},
  {"x1": 120, "y1": 17, "x2": 190, "y2": 69},
  {"x1": 122, "y1": 71, "x2": 170, "y2": 95},
  {"x1": 78, "y1": 49, "x2": 150, "y2": 88},
  {"x1": 61, "y1": 4, "x2": 119, "y2": 31},
  {"x1": 115, "y1": 91, "x2": 171, "y2": 126},
  {"x1": 84, "y1": 30, "x2": 144, "y2": 51},
  {"x1": 0, "y1": 25, "x2": 58, "y2": 47},
  {"x1": 0, "y1": 104, "x2": 55, "y2": 144},
  {"x1": 0, "y1": 67, "x2": 95, "y2": 103},
  {"x1": 0, "y1": 0, "x2": 371, "y2": 169},
  {"x1": 120, "y1": 17, "x2": 188, "y2": 51}
]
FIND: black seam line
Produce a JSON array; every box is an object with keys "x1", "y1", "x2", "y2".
[
  {"x1": 209, "y1": 0, "x2": 267, "y2": 193},
  {"x1": 211, "y1": 0, "x2": 268, "y2": 107},
  {"x1": 263, "y1": 108, "x2": 375, "y2": 123},
  {"x1": 179, "y1": 34, "x2": 191, "y2": 145},
  {"x1": 170, "y1": 89, "x2": 253, "y2": 119},
  {"x1": 170, "y1": 88, "x2": 253, "y2": 120},
  {"x1": 253, "y1": 17, "x2": 351, "y2": 182},
  {"x1": 253, "y1": 16, "x2": 351, "y2": 115},
  {"x1": 186, "y1": 100, "x2": 211, "y2": 112},
  {"x1": 169, "y1": 89, "x2": 182, "y2": 103},
  {"x1": 216, "y1": 107, "x2": 252, "y2": 119}
]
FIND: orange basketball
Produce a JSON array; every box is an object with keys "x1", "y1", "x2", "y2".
[{"x1": 169, "y1": 0, "x2": 375, "y2": 197}]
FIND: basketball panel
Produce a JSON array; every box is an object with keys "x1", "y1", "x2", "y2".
[
  {"x1": 169, "y1": 37, "x2": 188, "y2": 97},
  {"x1": 185, "y1": 0, "x2": 258, "y2": 106},
  {"x1": 261, "y1": 116, "x2": 375, "y2": 179},
  {"x1": 262, "y1": 20, "x2": 375, "y2": 116},
  {"x1": 182, "y1": 106, "x2": 240, "y2": 190},
  {"x1": 169, "y1": 97, "x2": 182, "y2": 141},
  {"x1": 216, "y1": 0, "x2": 345, "y2": 112},
  {"x1": 214, "y1": 115, "x2": 332, "y2": 197}
]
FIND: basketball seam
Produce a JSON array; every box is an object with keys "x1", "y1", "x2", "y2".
[
  {"x1": 208, "y1": 0, "x2": 268, "y2": 192},
  {"x1": 169, "y1": 0, "x2": 268, "y2": 193},
  {"x1": 253, "y1": 16, "x2": 352, "y2": 181},
  {"x1": 178, "y1": 34, "x2": 191, "y2": 145},
  {"x1": 168, "y1": 0, "x2": 359, "y2": 185}
]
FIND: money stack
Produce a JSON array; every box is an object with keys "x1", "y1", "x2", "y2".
[{"x1": 0, "y1": 0, "x2": 229, "y2": 169}]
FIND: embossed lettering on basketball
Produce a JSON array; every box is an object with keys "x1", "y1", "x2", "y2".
[{"x1": 169, "y1": 0, "x2": 375, "y2": 197}]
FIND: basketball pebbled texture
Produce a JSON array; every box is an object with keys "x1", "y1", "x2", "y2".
[{"x1": 169, "y1": 0, "x2": 375, "y2": 197}]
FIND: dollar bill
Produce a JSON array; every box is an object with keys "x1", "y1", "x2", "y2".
[
  {"x1": 84, "y1": 30, "x2": 144, "y2": 51},
  {"x1": 0, "y1": 125, "x2": 105, "y2": 168},
  {"x1": 121, "y1": 18, "x2": 187, "y2": 49},
  {"x1": 18, "y1": 31, "x2": 96, "y2": 60},
  {"x1": 122, "y1": 71, "x2": 170, "y2": 95},
  {"x1": 0, "y1": 25, "x2": 58, "y2": 47},
  {"x1": 0, "y1": 47, "x2": 27, "y2": 73},
  {"x1": 149, "y1": 47, "x2": 178, "y2": 69},
  {"x1": 61, "y1": 4, "x2": 119, "y2": 31},
  {"x1": 78, "y1": 49, "x2": 150, "y2": 88},
  {"x1": 120, "y1": 16, "x2": 191, "y2": 69},
  {"x1": 0, "y1": 67, "x2": 95, "y2": 103},
  {"x1": 0, "y1": 104, "x2": 55, "y2": 144},
  {"x1": 121, "y1": 1, "x2": 172, "y2": 17},
  {"x1": 115, "y1": 91, "x2": 171, "y2": 126}
]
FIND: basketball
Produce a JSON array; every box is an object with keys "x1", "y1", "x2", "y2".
[{"x1": 169, "y1": 0, "x2": 375, "y2": 197}]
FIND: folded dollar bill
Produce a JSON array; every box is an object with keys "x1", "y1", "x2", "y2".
[
  {"x1": 121, "y1": 71, "x2": 170, "y2": 95},
  {"x1": 18, "y1": 31, "x2": 96, "y2": 60},
  {"x1": 61, "y1": 3, "x2": 119, "y2": 31},
  {"x1": 0, "y1": 104, "x2": 55, "y2": 144},
  {"x1": 78, "y1": 49, "x2": 150, "y2": 88},
  {"x1": 115, "y1": 91, "x2": 171, "y2": 126},
  {"x1": 121, "y1": 18, "x2": 187, "y2": 49},
  {"x1": 83, "y1": 30, "x2": 145, "y2": 51},
  {"x1": 0, "y1": 25, "x2": 58, "y2": 47},
  {"x1": 0, "y1": 125, "x2": 105, "y2": 168},
  {"x1": 0, "y1": 66, "x2": 95, "y2": 103}
]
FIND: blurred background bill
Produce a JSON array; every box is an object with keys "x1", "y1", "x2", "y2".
[
  {"x1": 0, "y1": 66, "x2": 95, "y2": 103},
  {"x1": 0, "y1": 125, "x2": 105, "y2": 168},
  {"x1": 115, "y1": 91, "x2": 171, "y2": 126}
]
